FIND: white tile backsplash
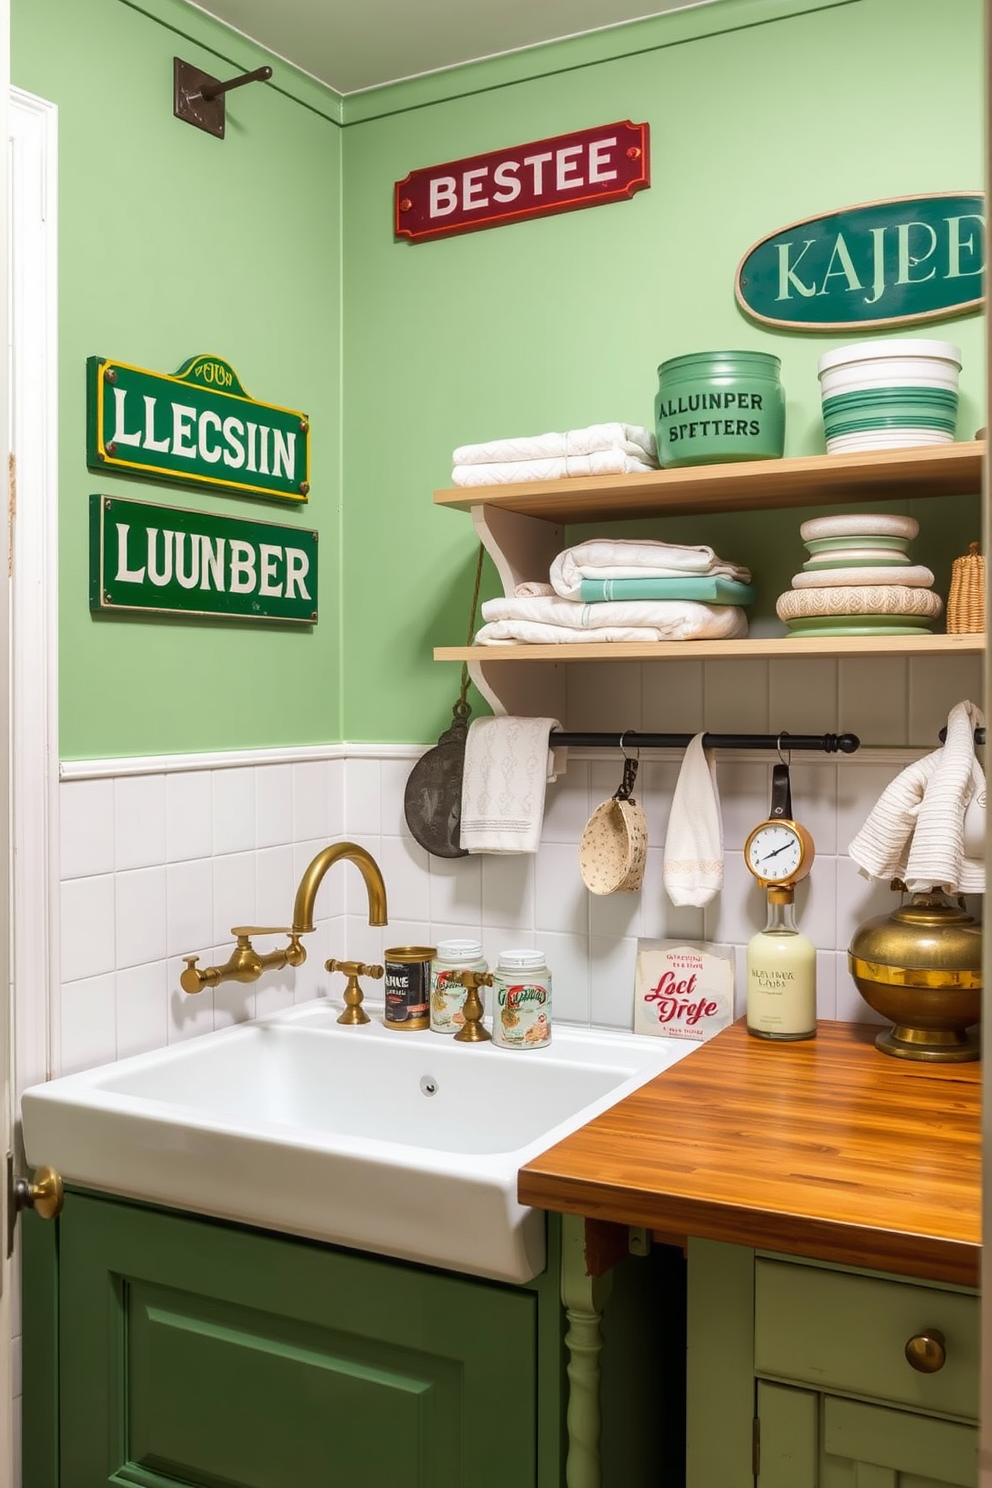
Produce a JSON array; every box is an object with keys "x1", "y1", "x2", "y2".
[
  {"x1": 59, "y1": 776, "x2": 114, "y2": 879},
  {"x1": 165, "y1": 771, "x2": 213, "y2": 863},
  {"x1": 53, "y1": 711, "x2": 981, "y2": 1075},
  {"x1": 114, "y1": 774, "x2": 166, "y2": 870}
]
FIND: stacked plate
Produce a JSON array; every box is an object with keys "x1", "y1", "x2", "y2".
[
  {"x1": 818, "y1": 339, "x2": 961, "y2": 454},
  {"x1": 776, "y1": 513, "x2": 943, "y2": 637}
]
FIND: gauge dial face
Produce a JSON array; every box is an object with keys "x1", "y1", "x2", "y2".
[{"x1": 745, "y1": 821, "x2": 809, "y2": 884}]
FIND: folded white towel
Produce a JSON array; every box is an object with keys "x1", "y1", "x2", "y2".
[
  {"x1": 460, "y1": 716, "x2": 565, "y2": 854},
  {"x1": 452, "y1": 450, "x2": 656, "y2": 486},
  {"x1": 663, "y1": 735, "x2": 724, "y2": 906},
  {"x1": 849, "y1": 699, "x2": 986, "y2": 894},
  {"x1": 791, "y1": 564, "x2": 935, "y2": 590},
  {"x1": 514, "y1": 581, "x2": 557, "y2": 597},
  {"x1": 482, "y1": 594, "x2": 748, "y2": 632},
  {"x1": 550, "y1": 538, "x2": 751, "y2": 599},
  {"x1": 454, "y1": 423, "x2": 657, "y2": 465},
  {"x1": 475, "y1": 611, "x2": 748, "y2": 645}
]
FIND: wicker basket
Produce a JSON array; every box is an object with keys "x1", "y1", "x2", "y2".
[{"x1": 946, "y1": 541, "x2": 985, "y2": 633}]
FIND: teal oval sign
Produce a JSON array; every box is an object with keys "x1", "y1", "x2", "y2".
[{"x1": 736, "y1": 193, "x2": 985, "y2": 332}]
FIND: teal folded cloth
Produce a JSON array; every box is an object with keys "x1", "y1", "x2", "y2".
[{"x1": 580, "y1": 576, "x2": 756, "y2": 604}]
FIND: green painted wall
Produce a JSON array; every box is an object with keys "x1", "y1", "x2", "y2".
[
  {"x1": 340, "y1": 0, "x2": 985, "y2": 743},
  {"x1": 12, "y1": 0, "x2": 344, "y2": 758},
  {"x1": 9, "y1": 0, "x2": 987, "y2": 757}
]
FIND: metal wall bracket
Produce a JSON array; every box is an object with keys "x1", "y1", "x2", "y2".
[{"x1": 173, "y1": 57, "x2": 273, "y2": 140}]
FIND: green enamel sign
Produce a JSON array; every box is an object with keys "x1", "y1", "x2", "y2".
[
  {"x1": 87, "y1": 354, "x2": 311, "y2": 502},
  {"x1": 736, "y1": 193, "x2": 985, "y2": 331},
  {"x1": 90, "y1": 495, "x2": 318, "y2": 623}
]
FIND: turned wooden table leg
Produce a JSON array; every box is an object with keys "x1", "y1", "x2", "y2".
[{"x1": 560, "y1": 1214, "x2": 615, "y2": 1488}]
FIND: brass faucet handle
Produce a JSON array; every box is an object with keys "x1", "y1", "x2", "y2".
[
  {"x1": 180, "y1": 955, "x2": 216, "y2": 994},
  {"x1": 454, "y1": 971, "x2": 493, "y2": 1043},
  {"x1": 326, "y1": 959, "x2": 385, "y2": 1025},
  {"x1": 230, "y1": 925, "x2": 302, "y2": 938},
  {"x1": 326, "y1": 959, "x2": 385, "y2": 980},
  {"x1": 456, "y1": 970, "x2": 493, "y2": 990}
]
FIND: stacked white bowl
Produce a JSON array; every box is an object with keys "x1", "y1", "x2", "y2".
[
  {"x1": 776, "y1": 513, "x2": 943, "y2": 636},
  {"x1": 818, "y1": 339, "x2": 961, "y2": 454}
]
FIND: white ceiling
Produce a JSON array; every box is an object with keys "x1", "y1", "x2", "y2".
[{"x1": 188, "y1": 0, "x2": 716, "y2": 95}]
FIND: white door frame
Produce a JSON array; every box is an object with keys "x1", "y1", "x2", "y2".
[
  {"x1": 8, "y1": 82, "x2": 58, "y2": 1488},
  {"x1": 10, "y1": 86, "x2": 59, "y2": 1102}
]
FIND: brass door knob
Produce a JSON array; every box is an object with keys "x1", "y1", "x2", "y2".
[
  {"x1": 905, "y1": 1330, "x2": 946, "y2": 1373},
  {"x1": 15, "y1": 1165, "x2": 64, "y2": 1221}
]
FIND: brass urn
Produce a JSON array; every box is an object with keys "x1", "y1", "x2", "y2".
[{"x1": 848, "y1": 884, "x2": 982, "y2": 1062}]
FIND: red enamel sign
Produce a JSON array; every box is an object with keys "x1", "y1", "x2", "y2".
[{"x1": 394, "y1": 120, "x2": 650, "y2": 242}]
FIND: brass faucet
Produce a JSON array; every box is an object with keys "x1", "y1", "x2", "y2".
[{"x1": 181, "y1": 841, "x2": 388, "y2": 994}]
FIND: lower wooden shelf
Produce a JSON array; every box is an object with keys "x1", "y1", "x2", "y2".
[{"x1": 435, "y1": 633, "x2": 985, "y2": 663}]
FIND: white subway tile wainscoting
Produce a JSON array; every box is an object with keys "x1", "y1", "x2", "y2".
[{"x1": 53, "y1": 652, "x2": 984, "y2": 1079}]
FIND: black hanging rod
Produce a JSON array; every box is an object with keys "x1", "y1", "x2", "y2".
[
  {"x1": 549, "y1": 730, "x2": 860, "y2": 754},
  {"x1": 938, "y1": 726, "x2": 985, "y2": 744}
]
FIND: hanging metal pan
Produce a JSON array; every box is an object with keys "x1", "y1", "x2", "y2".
[{"x1": 404, "y1": 700, "x2": 471, "y2": 858}]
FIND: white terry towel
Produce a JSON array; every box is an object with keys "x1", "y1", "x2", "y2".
[
  {"x1": 460, "y1": 716, "x2": 566, "y2": 854},
  {"x1": 849, "y1": 699, "x2": 986, "y2": 894},
  {"x1": 551, "y1": 538, "x2": 751, "y2": 599},
  {"x1": 454, "y1": 423, "x2": 657, "y2": 465},
  {"x1": 451, "y1": 450, "x2": 656, "y2": 486},
  {"x1": 475, "y1": 609, "x2": 748, "y2": 646},
  {"x1": 663, "y1": 735, "x2": 724, "y2": 906},
  {"x1": 477, "y1": 594, "x2": 748, "y2": 643}
]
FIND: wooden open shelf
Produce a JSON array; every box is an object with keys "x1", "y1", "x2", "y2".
[
  {"x1": 432, "y1": 442, "x2": 985, "y2": 715},
  {"x1": 435, "y1": 633, "x2": 984, "y2": 664},
  {"x1": 434, "y1": 440, "x2": 983, "y2": 522}
]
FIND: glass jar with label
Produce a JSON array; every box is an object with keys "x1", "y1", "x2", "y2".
[
  {"x1": 492, "y1": 949, "x2": 552, "y2": 1050},
  {"x1": 746, "y1": 887, "x2": 816, "y2": 1040},
  {"x1": 430, "y1": 939, "x2": 488, "y2": 1034}
]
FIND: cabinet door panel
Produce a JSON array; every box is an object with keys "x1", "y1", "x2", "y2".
[
  {"x1": 757, "y1": 1380, "x2": 818, "y2": 1488},
  {"x1": 60, "y1": 1194, "x2": 537, "y2": 1488},
  {"x1": 822, "y1": 1396, "x2": 977, "y2": 1488}
]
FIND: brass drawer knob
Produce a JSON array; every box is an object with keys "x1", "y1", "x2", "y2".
[
  {"x1": 905, "y1": 1329, "x2": 946, "y2": 1373},
  {"x1": 15, "y1": 1165, "x2": 64, "y2": 1221}
]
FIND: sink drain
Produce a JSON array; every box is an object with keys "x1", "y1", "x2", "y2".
[{"x1": 419, "y1": 1075, "x2": 439, "y2": 1097}]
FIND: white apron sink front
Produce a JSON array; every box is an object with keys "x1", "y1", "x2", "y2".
[{"x1": 21, "y1": 1002, "x2": 695, "y2": 1282}]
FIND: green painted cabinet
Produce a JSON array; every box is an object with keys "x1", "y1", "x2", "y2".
[
  {"x1": 23, "y1": 1191, "x2": 567, "y2": 1488},
  {"x1": 686, "y1": 1241, "x2": 979, "y2": 1488}
]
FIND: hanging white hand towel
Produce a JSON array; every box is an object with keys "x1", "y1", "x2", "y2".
[
  {"x1": 849, "y1": 699, "x2": 985, "y2": 894},
  {"x1": 663, "y1": 735, "x2": 724, "y2": 906},
  {"x1": 460, "y1": 716, "x2": 566, "y2": 854}
]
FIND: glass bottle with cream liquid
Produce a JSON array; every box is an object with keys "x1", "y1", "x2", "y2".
[{"x1": 746, "y1": 885, "x2": 816, "y2": 1041}]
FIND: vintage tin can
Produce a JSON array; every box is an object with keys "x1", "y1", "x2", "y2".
[
  {"x1": 654, "y1": 349, "x2": 785, "y2": 468},
  {"x1": 383, "y1": 946, "x2": 435, "y2": 1030},
  {"x1": 492, "y1": 949, "x2": 552, "y2": 1050}
]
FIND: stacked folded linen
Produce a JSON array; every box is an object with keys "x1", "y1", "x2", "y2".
[
  {"x1": 775, "y1": 514, "x2": 942, "y2": 636},
  {"x1": 549, "y1": 538, "x2": 752, "y2": 600},
  {"x1": 474, "y1": 537, "x2": 754, "y2": 645},
  {"x1": 473, "y1": 596, "x2": 748, "y2": 645},
  {"x1": 452, "y1": 423, "x2": 658, "y2": 487}
]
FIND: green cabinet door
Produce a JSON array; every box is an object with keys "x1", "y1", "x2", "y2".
[
  {"x1": 758, "y1": 1381, "x2": 978, "y2": 1488},
  {"x1": 54, "y1": 1193, "x2": 540, "y2": 1488}
]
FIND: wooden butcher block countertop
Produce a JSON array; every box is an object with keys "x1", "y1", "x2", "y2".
[{"x1": 518, "y1": 1020, "x2": 981, "y2": 1287}]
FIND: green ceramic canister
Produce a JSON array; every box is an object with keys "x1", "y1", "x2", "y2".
[{"x1": 654, "y1": 350, "x2": 785, "y2": 468}]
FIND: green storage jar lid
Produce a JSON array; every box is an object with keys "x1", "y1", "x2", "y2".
[{"x1": 657, "y1": 349, "x2": 781, "y2": 379}]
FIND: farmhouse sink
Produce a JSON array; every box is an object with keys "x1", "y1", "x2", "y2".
[{"x1": 21, "y1": 1001, "x2": 695, "y2": 1282}]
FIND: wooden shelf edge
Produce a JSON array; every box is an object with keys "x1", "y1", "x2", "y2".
[
  {"x1": 434, "y1": 441, "x2": 984, "y2": 521},
  {"x1": 435, "y1": 634, "x2": 985, "y2": 663}
]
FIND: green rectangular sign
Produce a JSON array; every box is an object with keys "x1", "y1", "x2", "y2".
[
  {"x1": 87, "y1": 353, "x2": 311, "y2": 502},
  {"x1": 90, "y1": 495, "x2": 318, "y2": 623}
]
